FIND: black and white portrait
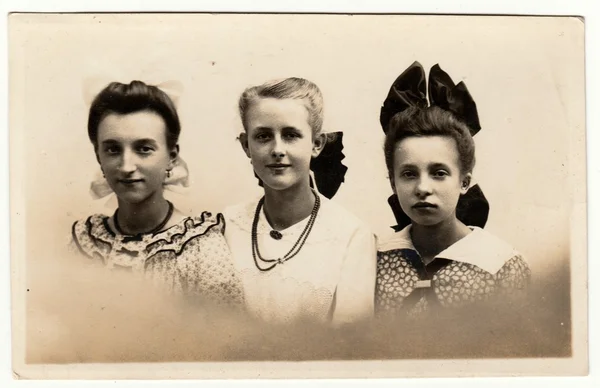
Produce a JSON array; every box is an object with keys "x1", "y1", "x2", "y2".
[{"x1": 6, "y1": 6, "x2": 589, "y2": 383}]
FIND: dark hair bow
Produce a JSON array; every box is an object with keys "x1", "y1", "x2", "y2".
[
  {"x1": 254, "y1": 131, "x2": 348, "y2": 199},
  {"x1": 381, "y1": 61, "x2": 489, "y2": 231}
]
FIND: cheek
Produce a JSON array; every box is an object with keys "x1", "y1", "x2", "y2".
[
  {"x1": 98, "y1": 156, "x2": 118, "y2": 171},
  {"x1": 247, "y1": 141, "x2": 267, "y2": 156},
  {"x1": 393, "y1": 181, "x2": 411, "y2": 197}
]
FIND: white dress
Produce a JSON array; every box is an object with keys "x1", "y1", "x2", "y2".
[{"x1": 223, "y1": 193, "x2": 377, "y2": 325}]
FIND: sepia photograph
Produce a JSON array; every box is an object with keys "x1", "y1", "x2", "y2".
[{"x1": 7, "y1": 10, "x2": 588, "y2": 380}]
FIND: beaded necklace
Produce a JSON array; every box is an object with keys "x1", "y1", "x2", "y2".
[{"x1": 251, "y1": 190, "x2": 320, "y2": 272}]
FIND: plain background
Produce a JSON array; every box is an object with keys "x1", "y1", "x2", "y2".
[{"x1": 2, "y1": 0, "x2": 598, "y2": 387}]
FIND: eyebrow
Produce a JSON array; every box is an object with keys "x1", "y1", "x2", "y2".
[
  {"x1": 397, "y1": 163, "x2": 417, "y2": 169},
  {"x1": 429, "y1": 162, "x2": 451, "y2": 170},
  {"x1": 133, "y1": 138, "x2": 159, "y2": 145},
  {"x1": 397, "y1": 162, "x2": 452, "y2": 169},
  {"x1": 100, "y1": 138, "x2": 159, "y2": 146},
  {"x1": 100, "y1": 139, "x2": 119, "y2": 145}
]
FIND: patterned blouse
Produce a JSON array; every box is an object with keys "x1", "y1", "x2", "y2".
[
  {"x1": 70, "y1": 211, "x2": 243, "y2": 307},
  {"x1": 376, "y1": 225, "x2": 531, "y2": 316}
]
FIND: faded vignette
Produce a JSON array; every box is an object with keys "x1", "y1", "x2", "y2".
[{"x1": 9, "y1": 13, "x2": 587, "y2": 379}]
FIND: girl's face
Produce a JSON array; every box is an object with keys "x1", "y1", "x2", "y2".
[
  {"x1": 392, "y1": 135, "x2": 470, "y2": 227},
  {"x1": 96, "y1": 111, "x2": 177, "y2": 204},
  {"x1": 241, "y1": 97, "x2": 325, "y2": 193}
]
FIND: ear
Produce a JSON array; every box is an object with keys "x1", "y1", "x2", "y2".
[
  {"x1": 168, "y1": 144, "x2": 180, "y2": 170},
  {"x1": 239, "y1": 132, "x2": 251, "y2": 158},
  {"x1": 460, "y1": 173, "x2": 472, "y2": 194},
  {"x1": 311, "y1": 132, "x2": 327, "y2": 158}
]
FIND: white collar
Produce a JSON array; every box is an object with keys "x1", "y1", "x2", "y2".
[{"x1": 377, "y1": 225, "x2": 517, "y2": 275}]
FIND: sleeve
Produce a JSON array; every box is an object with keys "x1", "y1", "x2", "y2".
[
  {"x1": 68, "y1": 219, "x2": 89, "y2": 257},
  {"x1": 177, "y1": 213, "x2": 245, "y2": 308},
  {"x1": 331, "y1": 224, "x2": 377, "y2": 326},
  {"x1": 495, "y1": 254, "x2": 532, "y2": 297}
]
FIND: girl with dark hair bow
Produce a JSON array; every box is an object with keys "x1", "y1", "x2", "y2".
[
  {"x1": 376, "y1": 62, "x2": 531, "y2": 316},
  {"x1": 223, "y1": 77, "x2": 376, "y2": 326},
  {"x1": 70, "y1": 80, "x2": 243, "y2": 308}
]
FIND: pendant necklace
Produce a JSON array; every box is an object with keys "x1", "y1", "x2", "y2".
[{"x1": 251, "y1": 190, "x2": 320, "y2": 272}]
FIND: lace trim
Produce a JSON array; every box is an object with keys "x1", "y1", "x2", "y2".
[{"x1": 71, "y1": 211, "x2": 225, "y2": 261}]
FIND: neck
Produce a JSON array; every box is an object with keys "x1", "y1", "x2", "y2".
[
  {"x1": 115, "y1": 191, "x2": 170, "y2": 235},
  {"x1": 262, "y1": 182, "x2": 315, "y2": 231},
  {"x1": 410, "y1": 215, "x2": 471, "y2": 265}
]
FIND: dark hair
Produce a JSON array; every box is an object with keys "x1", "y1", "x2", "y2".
[
  {"x1": 384, "y1": 106, "x2": 475, "y2": 182},
  {"x1": 87, "y1": 80, "x2": 181, "y2": 149}
]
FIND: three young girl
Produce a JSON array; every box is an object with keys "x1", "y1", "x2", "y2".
[{"x1": 70, "y1": 67, "x2": 530, "y2": 325}]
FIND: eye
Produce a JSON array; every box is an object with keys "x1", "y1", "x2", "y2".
[
  {"x1": 254, "y1": 132, "x2": 272, "y2": 141},
  {"x1": 137, "y1": 145, "x2": 155, "y2": 154},
  {"x1": 103, "y1": 145, "x2": 121, "y2": 155},
  {"x1": 283, "y1": 131, "x2": 301, "y2": 140},
  {"x1": 432, "y1": 169, "x2": 450, "y2": 179},
  {"x1": 400, "y1": 170, "x2": 417, "y2": 179}
]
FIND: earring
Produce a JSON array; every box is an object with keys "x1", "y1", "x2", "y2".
[{"x1": 166, "y1": 170, "x2": 172, "y2": 178}]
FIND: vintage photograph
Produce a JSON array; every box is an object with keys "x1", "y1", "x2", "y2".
[{"x1": 9, "y1": 13, "x2": 587, "y2": 379}]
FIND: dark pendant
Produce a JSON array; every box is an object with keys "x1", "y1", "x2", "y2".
[{"x1": 270, "y1": 230, "x2": 283, "y2": 240}]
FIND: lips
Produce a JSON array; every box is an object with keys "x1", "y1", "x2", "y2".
[
  {"x1": 118, "y1": 178, "x2": 144, "y2": 184},
  {"x1": 266, "y1": 164, "x2": 291, "y2": 170},
  {"x1": 412, "y1": 202, "x2": 437, "y2": 209}
]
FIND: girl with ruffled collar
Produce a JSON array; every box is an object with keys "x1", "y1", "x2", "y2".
[
  {"x1": 376, "y1": 62, "x2": 531, "y2": 316},
  {"x1": 70, "y1": 80, "x2": 243, "y2": 307},
  {"x1": 223, "y1": 77, "x2": 377, "y2": 326}
]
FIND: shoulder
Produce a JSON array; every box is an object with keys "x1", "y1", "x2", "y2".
[
  {"x1": 456, "y1": 227, "x2": 525, "y2": 274},
  {"x1": 222, "y1": 197, "x2": 261, "y2": 232},
  {"x1": 376, "y1": 225, "x2": 414, "y2": 252},
  {"x1": 468, "y1": 227, "x2": 522, "y2": 257},
  {"x1": 317, "y1": 195, "x2": 373, "y2": 237},
  {"x1": 70, "y1": 214, "x2": 113, "y2": 258},
  {"x1": 71, "y1": 214, "x2": 111, "y2": 240},
  {"x1": 160, "y1": 211, "x2": 226, "y2": 240},
  {"x1": 145, "y1": 211, "x2": 228, "y2": 256}
]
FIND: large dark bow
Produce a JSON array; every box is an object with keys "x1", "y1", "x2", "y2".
[
  {"x1": 381, "y1": 61, "x2": 489, "y2": 230},
  {"x1": 254, "y1": 131, "x2": 348, "y2": 199}
]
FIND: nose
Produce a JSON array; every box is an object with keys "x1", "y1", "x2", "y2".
[
  {"x1": 119, "y1": 149, "x2": 137, "y2": 174},
  {"x1": 270, "y1": 135, "x2": 286, "y2": 158},
  {"x1": 415, "y1": 176, "x2": 433, "y2": 197}
]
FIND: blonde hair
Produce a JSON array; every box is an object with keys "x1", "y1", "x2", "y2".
[{"x1": 238, "y1": 77, "x2": 324, "y2": 136}]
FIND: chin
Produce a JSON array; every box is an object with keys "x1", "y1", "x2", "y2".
[
  {"x1": 260, "y1": 177, "x2": 299, "y2": 192},
  {"x1": 115, "y1": 191, "x2": 152, "y2": 205},
  {"x1": 408, "y1": 214, "x2": 442, "y2": 227}
]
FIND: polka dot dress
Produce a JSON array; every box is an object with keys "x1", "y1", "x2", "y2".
[
  {"x1": 376, "y1": 230, "x2": 531, "y2": 317},
  {"x1": 71, "y1": 211, "x2": 244, "y2": 307}
]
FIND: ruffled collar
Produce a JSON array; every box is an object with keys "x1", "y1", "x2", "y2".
[{"x1": 82, "y1": 211, "x2": 223, "y2": 256}]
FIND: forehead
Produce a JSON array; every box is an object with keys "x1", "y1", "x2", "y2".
[
  {"x1": 97, "y1": 111, "x2": 167, "y2": 143},
  {"x1": 245, "y1": 97, "x2": 310, "y2": 129},
  {"x1": 394, "y1": 136, "x2": 460, "y2": 167}
]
